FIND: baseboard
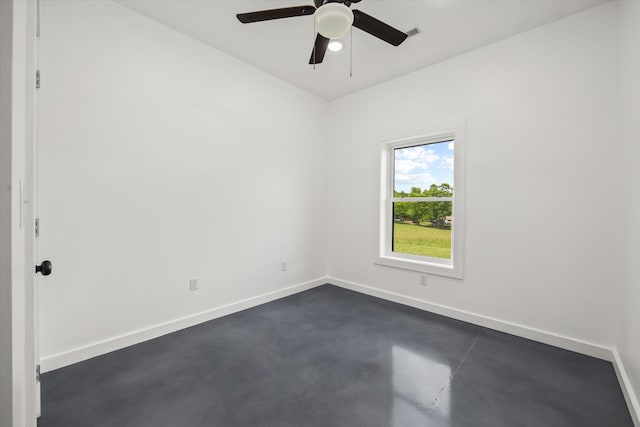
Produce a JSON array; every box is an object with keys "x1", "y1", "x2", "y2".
[
  {"x1": 41, "y1": 275, "x2": 637, "y2": 423},
  {"x1": 40, "y1": 278, "x2": 327, "y2": 373},
  {"x1": 331, "y1": 276, "x2": 640, "y2": 422},
  {"x1": 327, "y1": 276, "x2": 613, "y2": 361},
  {"x1": 613, "y1": 349, "x2": 640, "y2": 426}
]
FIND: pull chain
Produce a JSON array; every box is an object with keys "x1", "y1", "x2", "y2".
[
  {"x1": 313, "y1": 17, "x2": 316, "y2": 70},
  {"x1": 350, "y1": 26, "x2": 353, "y2": 78}
]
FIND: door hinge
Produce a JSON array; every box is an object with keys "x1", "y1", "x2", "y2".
[
  {"x1": 36, "y1": 365, "x2": 41, "y2": 383},
  {"x1": 36, "y1": 70, "x2": 40, "y2": 89},
  {"x1": 35, "y1": 218, "x2": 40, "y2": 237}
]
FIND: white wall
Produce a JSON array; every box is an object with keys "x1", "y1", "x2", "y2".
[
  {"x1": 37, "y1": 0, "x2": 328, "y2": 366},
  {"x1": 327, "y1": 3, "x2": 619, "y2": 349},
  {"x1": 616, "y1": 0, "x2": 640, "y2": 419}
]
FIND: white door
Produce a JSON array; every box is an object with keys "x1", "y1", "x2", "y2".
[
  {"x1": 31, "y1": 0, "x2": 43, "y2": 417},
  {"x1": 27, "y1": 0, "x2": 42, "y2": 418}
]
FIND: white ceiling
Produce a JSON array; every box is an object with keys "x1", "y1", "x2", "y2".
[{"x1": 117, "y1": 0, "x2": 608, "y2": 100}]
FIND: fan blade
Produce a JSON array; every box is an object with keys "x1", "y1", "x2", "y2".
[
  {"x1": 237, "y1": 6, "x2": 316, "y2": 24},
  {"x1": 309, "y1": 33, "x2": 330, "y2": 64},
  {"x1": 352, "y1": 10, "x2": 408, "y2": 46}
]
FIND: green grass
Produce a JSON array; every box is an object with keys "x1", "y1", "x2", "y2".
[{"x1": 393, "y1": 222, "x2": 452, "y2": 259}]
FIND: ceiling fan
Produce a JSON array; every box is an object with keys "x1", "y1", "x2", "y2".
[{"x1": 236, "y1": 0, "x2": 408, "y2": 65}]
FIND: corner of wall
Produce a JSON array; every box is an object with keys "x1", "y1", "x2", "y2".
[
  {"x1": 613, "y1": 349, "x2": 640, "y2": 426},
  {"x1": 615, "y1": 0, "x2": 640, "y2": 425}
]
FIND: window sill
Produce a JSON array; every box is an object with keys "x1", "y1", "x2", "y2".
[{"x1": 375, "y1": 255, "x2": 463, "y2": 279}]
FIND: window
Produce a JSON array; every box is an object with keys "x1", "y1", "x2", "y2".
[{"x1": 377, "y1": 121, "x2": 465, "y2": 278}]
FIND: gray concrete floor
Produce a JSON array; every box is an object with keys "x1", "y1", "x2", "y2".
[{"x1": 38, "y1": 284, "x2": 633, "y2": 426}]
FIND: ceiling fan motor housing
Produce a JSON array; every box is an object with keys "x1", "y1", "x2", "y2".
[{"x1": 315, "y1": 2, "x2": 354, "y2": 39}]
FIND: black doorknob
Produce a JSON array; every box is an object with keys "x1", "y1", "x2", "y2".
[{"x1": 36, "y1": 260, "x2": 52, "y2": 276}]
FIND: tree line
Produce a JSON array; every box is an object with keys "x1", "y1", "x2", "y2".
[{"x1": 394, "y1": 184, "x2": 453, "y2": 228}]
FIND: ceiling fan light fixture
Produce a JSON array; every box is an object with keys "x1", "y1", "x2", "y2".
[
  {"x1": 315, "y1": 3, "x2": 354, "y2": 39},
  {"x1": 328, "y1": 40, "x2": 343, "y2": 52}
]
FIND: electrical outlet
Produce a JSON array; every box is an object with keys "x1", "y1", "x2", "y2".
[
  {"x1": 419, "y1": 275, "x2": 428, "y2": 287},
  {"x1": 280, "y1": 261, "x2": 287, "y2": 272},
  {"x1": 189, "y1": 278, "x2": 198, "y2": 291}
]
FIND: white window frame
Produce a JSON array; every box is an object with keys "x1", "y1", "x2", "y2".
[{"x1": 377, "y1": 119, "x2": 466, "y2": 279}]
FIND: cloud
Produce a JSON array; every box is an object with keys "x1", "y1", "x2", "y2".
[
  {"x1": 395, "y1": 146, "x2": 440, "y2": 175},
  {"x1": 395, "y1": 159, "x2": 426, "y2": 174},
  {"x1": 440, "y1": 155, "x2": 454, "y2": 170},
  {"x1": 395, "y1": 172, "x2": 435, "y2": 186},
  {"x1": 448, "y1": 141, "x2": 454, "y2": 151}
]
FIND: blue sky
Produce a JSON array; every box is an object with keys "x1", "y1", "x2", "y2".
[{"x1": 394, "y1": 140, "x2": 454, "y2": 193}]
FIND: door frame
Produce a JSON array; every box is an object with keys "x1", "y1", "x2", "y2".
[{"x1": 0, "y1": 0, "x2": 39, "y2": 426}]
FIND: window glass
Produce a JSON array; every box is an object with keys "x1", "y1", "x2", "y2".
[
  {"x1": 393, "y1": 140, "x2": 454, "y2": 195},
  {"x1": 392, "y1": 140, "x2": 454, "y2": 260},
  {"x1": 392, "y1": 201, "x2": 452, "y2": 259}
]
